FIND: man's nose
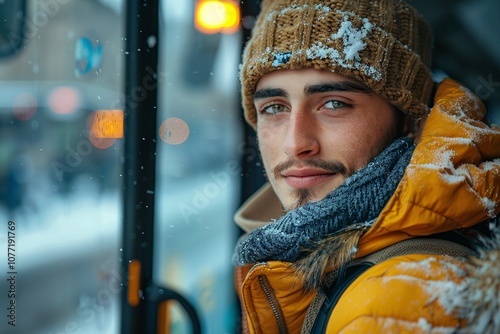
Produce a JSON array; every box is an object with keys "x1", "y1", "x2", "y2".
[{"x1": 281, "y1": 111, "x2": 320, "y2": 158}]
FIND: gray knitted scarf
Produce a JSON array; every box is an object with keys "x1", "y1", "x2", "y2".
[{"x1": 233, "y1": 137, "x2": 414, "y2": 266}]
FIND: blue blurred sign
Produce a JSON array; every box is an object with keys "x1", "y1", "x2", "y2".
[{"x1": 75, "y1": 37, "x2": 103, "y2": 77}]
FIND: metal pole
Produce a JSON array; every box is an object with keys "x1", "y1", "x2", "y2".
[{"x1": 121, "y1": 0, "x2": 159, "y2": 333}]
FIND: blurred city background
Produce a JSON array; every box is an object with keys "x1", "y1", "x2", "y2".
[{"x1": 0, "y1": 0, "x2": 498, "y2": 333}]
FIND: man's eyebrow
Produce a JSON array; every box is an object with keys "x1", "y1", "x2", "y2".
[
  {"x1": 253, "y1": 87, "x2": 288, "y2": 100},
  {"x1": 304, "y1": 81, "x2": 372, "y2": 95},
  {"x1": 253, "y1": 81, "x2": 371, "y2": 100}
]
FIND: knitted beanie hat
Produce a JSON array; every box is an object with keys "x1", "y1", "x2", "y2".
[{"x1": 240, "y1": 0, "x2": 434, "y2": 127}]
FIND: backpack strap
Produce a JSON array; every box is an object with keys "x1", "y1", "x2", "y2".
[{"x1": 303, "y1": 237, "x2": 476, "y2": 334}]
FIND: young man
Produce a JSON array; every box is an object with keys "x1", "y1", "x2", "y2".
[{"x1": 232, "y1": 0, "x2": 500, "y2": 333}]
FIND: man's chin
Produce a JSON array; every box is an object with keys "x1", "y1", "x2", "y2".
[
  {"x1": 280, "y1": 188, "x2": 315, "y2": 212},
  {"x1": 280, "y1": 185, "x2": 340, "y2": 212}
]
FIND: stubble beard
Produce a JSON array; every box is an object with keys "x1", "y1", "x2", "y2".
[
  {"x1": 272, "y1": 159, "x2": 350, "y2": 212},
  {"x1": 286, "y1": 188, "x2": 314, "y2": 211}
]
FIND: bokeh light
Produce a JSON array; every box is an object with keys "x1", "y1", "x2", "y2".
[
  {"x1": 90, "y1": 110, "x2": 124, "y2": 138},
  {"x1": 195, "y1": 0, "x2": 240, "y2": 34},
  {"x1": 86, "y1": 110, "x2": 117, "y2": 149},
  {"x1": 48, "y1": 86, "x2": 81, "y2": 115},
  {"x1": 159, "y1": 118, "x2": 190, "y2": 145},
  {"x1": 12, "y1": 92, "x2": 38, "y2": 121}
]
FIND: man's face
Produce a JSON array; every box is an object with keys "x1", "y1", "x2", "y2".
[{"x1": 254, "y1": 69, "x2": 407, "y2": 212}]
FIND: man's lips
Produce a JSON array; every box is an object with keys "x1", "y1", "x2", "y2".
[{"x1": 282, "y1": 168, "x2": 336, "y2": 188}]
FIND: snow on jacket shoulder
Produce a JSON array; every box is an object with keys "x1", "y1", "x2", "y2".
[
  {"x1": 357, "y1": 78, "x2": 500, "y2": 258},
  {"x1": 234, "y1": 78, "x2": 500, "y2": 334},
  {"x1": 326, "y1": 253, "x2": 469, "y2": 333}
]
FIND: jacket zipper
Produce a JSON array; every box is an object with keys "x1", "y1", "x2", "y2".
[{"x1": 258, "y1": 275, "x2": 288, "y2": 334}]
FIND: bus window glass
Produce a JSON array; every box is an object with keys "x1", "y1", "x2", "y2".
[
  {"x1": 0, "y1": 0, "x2": 244, "y2": 333},
  {"x1": 0, "y1": 1, "x2": 124, "y2": 333},
  {"x1": 153, "y1": 0, "x2": 242, "y2": 332}
]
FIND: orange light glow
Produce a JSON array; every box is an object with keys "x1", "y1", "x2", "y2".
[
  {"x1": 195, "y1": 0, "x2": 240, "y2": 34},
  {"x1": 90, "y1": 109, "x2": 124, "y2": 138},
  {"x1": 87, "y1": 110, "x2": 122, "y2": 149}
]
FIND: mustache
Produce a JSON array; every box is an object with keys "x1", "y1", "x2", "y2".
[{"x1": 272, "y1": 159, "x2": 348, "y2": 179}]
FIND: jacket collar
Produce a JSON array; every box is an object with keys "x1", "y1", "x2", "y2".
[{"x1": 234, "y1": 183, "x2": 283, "y2": 233}]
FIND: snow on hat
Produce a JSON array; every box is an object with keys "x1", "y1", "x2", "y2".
[{"x1": 240, "y1": 0, "x2": 435, "y2": 128}]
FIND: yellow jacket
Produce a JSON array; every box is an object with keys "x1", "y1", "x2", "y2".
[{"x1": 234, "y1": 79, "x2": 500, "y2": 333}]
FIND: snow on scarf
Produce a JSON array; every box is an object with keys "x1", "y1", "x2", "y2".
[{"x1": 232, "y1": 137, "x2": 415, "y2": 266}]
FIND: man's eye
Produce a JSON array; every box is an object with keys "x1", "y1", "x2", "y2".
[
  {"x1": 323, "y1": 100, "x2": 349, "y2": 109},
  {"x1": 261, "y1": 104, "x2": 288, "y2": 114}
]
